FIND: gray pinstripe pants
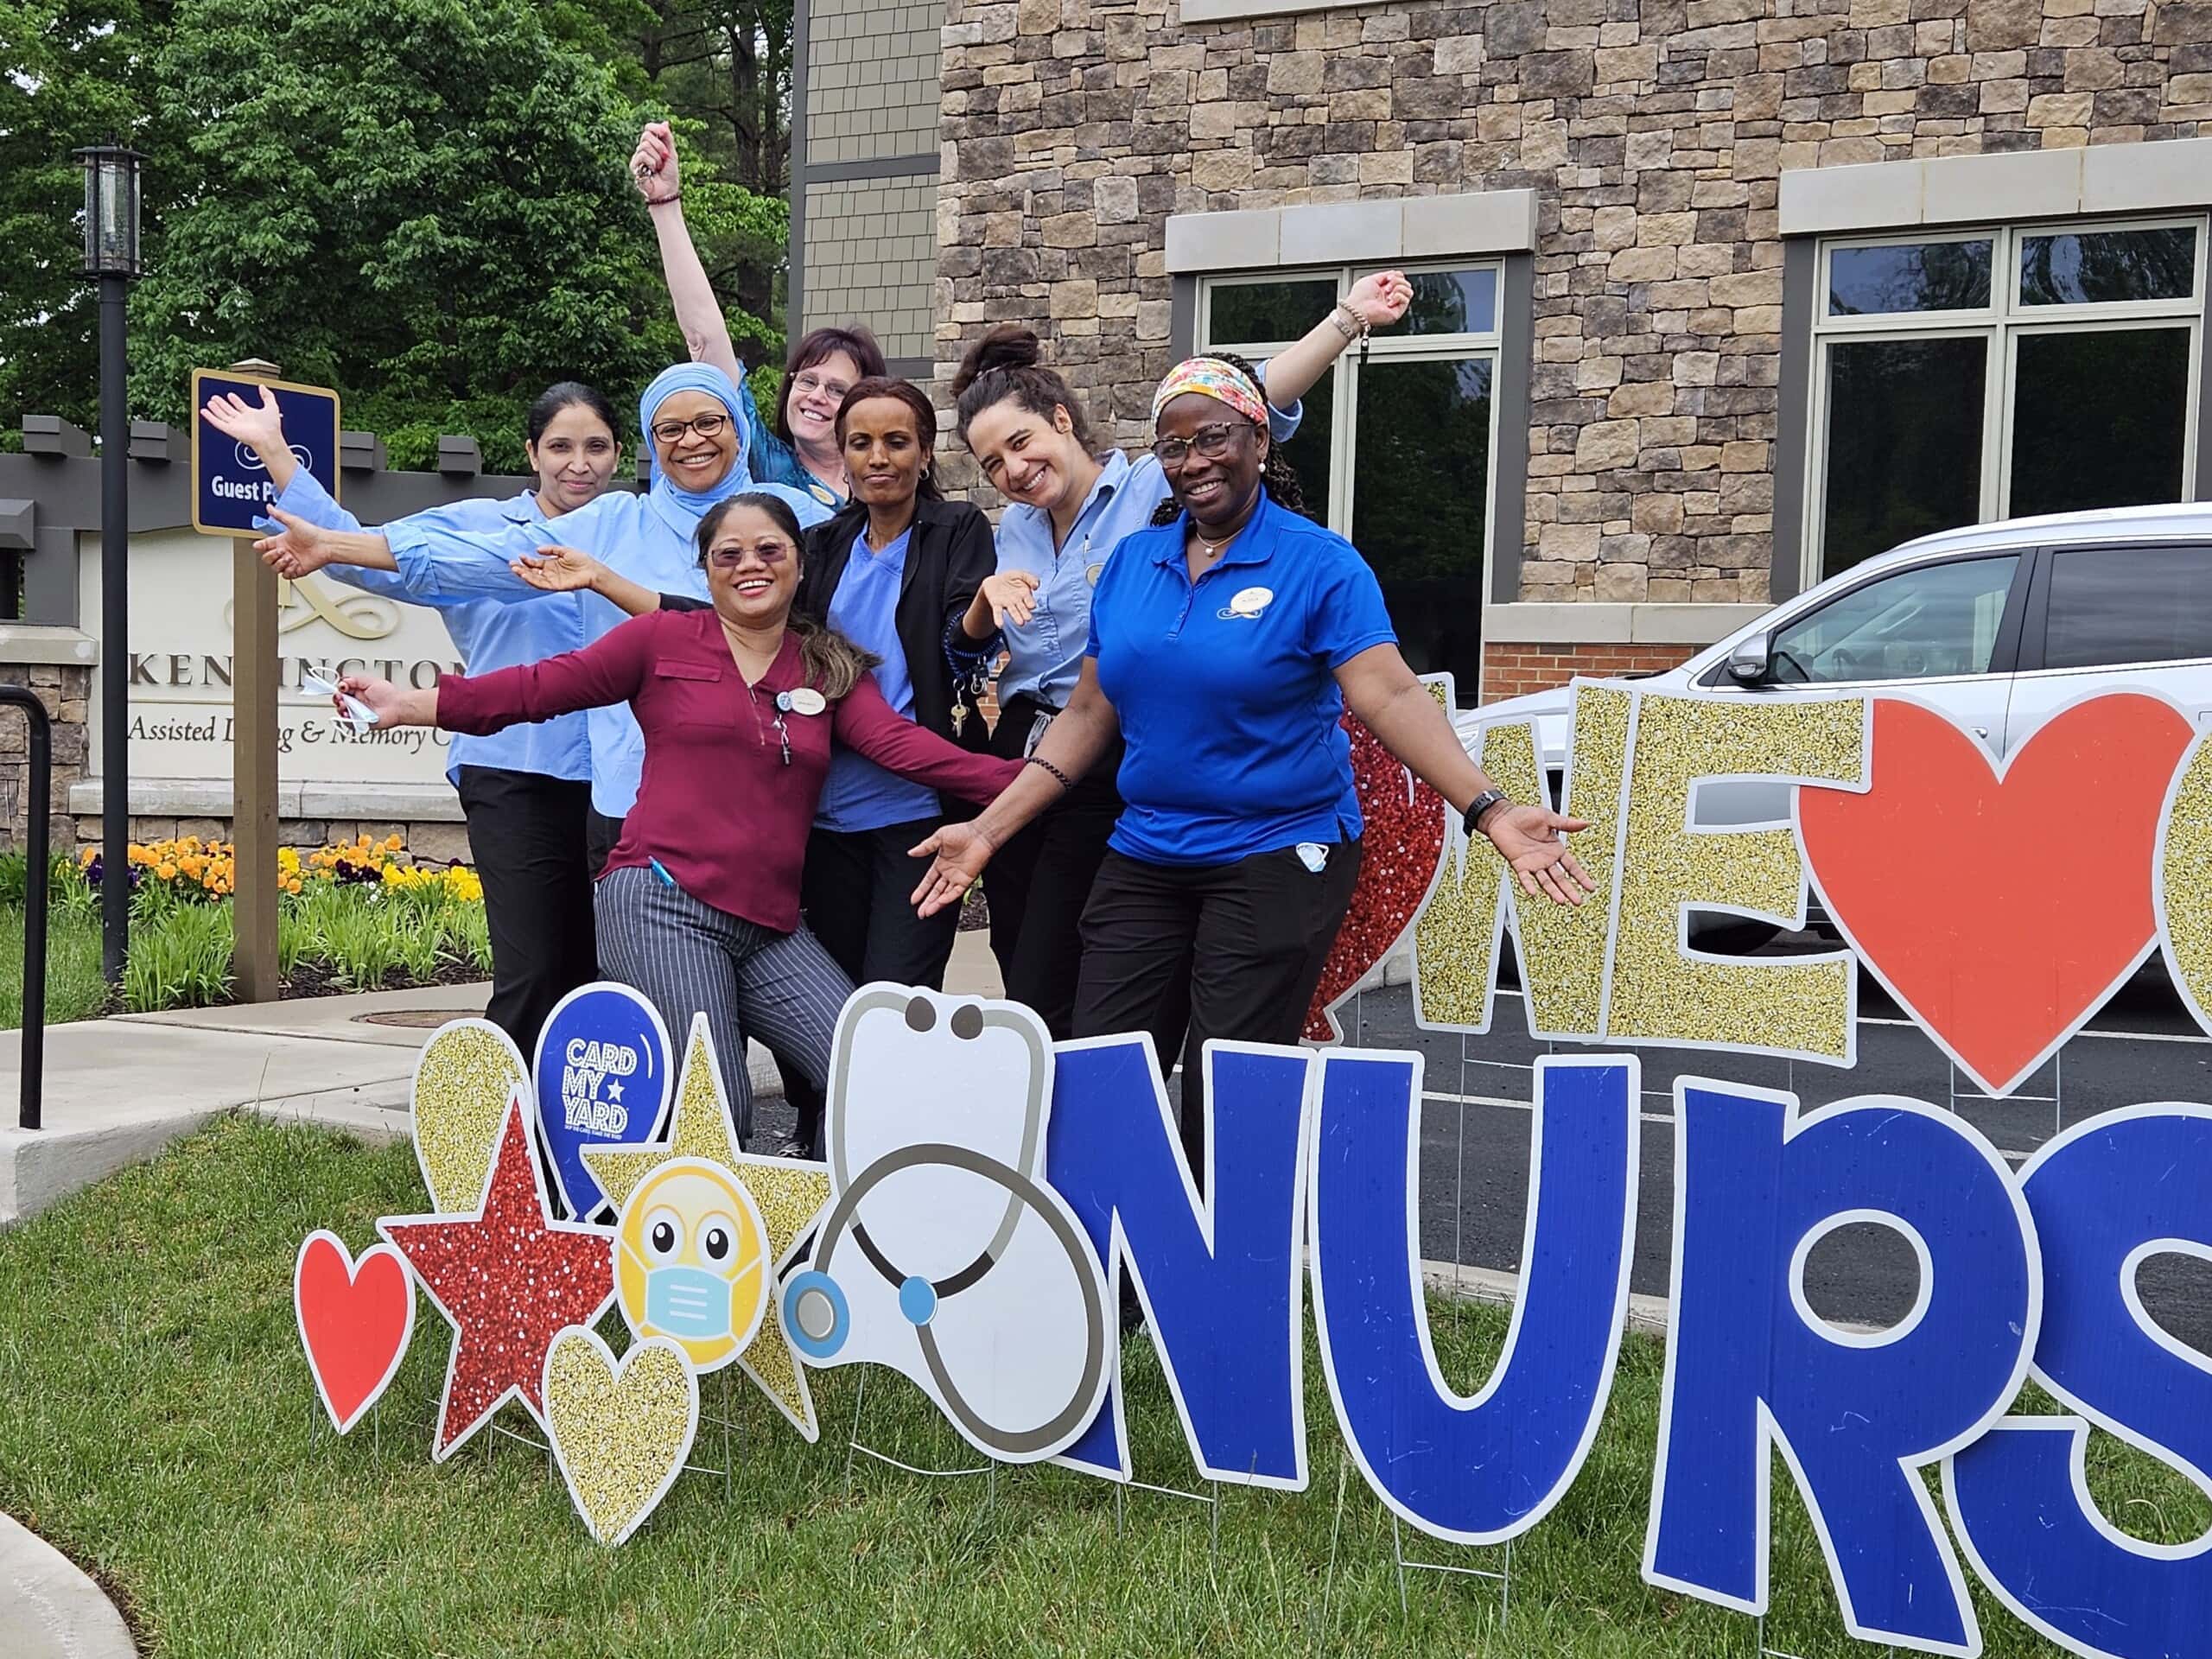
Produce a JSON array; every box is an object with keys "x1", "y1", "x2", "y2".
[{"x1": 594, "y1": 864, "x2": 854, "y2": 1145}]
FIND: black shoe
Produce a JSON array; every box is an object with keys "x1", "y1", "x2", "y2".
[{"x1": 771, "y1": 1134, "x2": 811, "y2": 1160}]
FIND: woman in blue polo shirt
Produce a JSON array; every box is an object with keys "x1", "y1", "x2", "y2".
[
  {"x1": 912, "y1": 354, "x2": 1593, "y2": 1175},
  {"x1": 200, "y1": 379, "x2": 622, "y2": 1052},
  {"x1": 944, "y1": 273, "x2": 1410, "y2": 1037}
]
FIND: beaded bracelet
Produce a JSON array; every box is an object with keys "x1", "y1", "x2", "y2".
[{"x1": 1025, "y1": 755, "x2": 1073, "y2": 791}]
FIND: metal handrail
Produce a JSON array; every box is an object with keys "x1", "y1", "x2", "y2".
[{"x1": 0, "y1": 686, "x2": 51, "y2": 1130}]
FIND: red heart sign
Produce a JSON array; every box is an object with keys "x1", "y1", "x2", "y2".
[
  {"x1": 1305, "y1": 715, "x2": 1448, "y2": 1042},
  {"x1": 1799, "y1": 694, "x2": 2192, "y2": 1097},
  {"x1": 296, "y1": 1230, "x2": 416, "y2": 1434}
]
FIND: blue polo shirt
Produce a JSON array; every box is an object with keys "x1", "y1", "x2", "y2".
[{"x1": 1086, "y1": 491, "x2": 1396, "y2": 865}]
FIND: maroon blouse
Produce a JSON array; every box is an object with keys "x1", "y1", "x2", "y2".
[{"x1": 435, "y1": 607, "x2": 1020, "y2": 931}]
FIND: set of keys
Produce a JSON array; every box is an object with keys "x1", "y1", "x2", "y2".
[{"x1": 766, "y1": 686, "x2": 827, "y2": 765}]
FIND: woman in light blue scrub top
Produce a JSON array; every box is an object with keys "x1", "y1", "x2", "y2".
[
  {"x1": 252, "y1": 362, "x2": 832, "y2": 846},
  {"x1": 199, "y1": 380, "x2": 624, "y2": 1052},
  {"x1": 942, "y1": 274, "x2": 1414, "y2": 1038}
]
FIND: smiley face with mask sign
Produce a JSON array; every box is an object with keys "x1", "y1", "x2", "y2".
[{"x1": 613, "y1": 1159, "x2": 770, "y2": 1370}]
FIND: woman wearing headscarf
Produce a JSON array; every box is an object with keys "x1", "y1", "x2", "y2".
[
  {"x1": 200, "y1": 380, "x2": 622, "y2": 1052},
  {"x1": 945, "y1": 272, "x2": 1413, "y2": 1038},
  {"x1": 631, "y1": 120, "x2": 883, "y2": 512},
  {"x1": 330, "y1": 492, "x2": 1020, "y2": 1141},
  {"x1": 255, "y1": 363, "x2": 833, "y2": 872},
  {"x1": 911, "y1": 353, "x2": 1594, "y2": 1183}
]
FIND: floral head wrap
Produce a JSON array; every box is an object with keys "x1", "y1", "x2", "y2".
[{"x1": 1150, "y1": 356, "x2": 1270, "y2": 429}]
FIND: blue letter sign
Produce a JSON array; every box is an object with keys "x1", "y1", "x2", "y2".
[{"x1": 189, "y1": 367, "x2": 341, "y2": 535}]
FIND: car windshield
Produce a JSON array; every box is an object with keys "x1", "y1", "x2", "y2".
[{"x1": 1767, "y1": 555, "x2": 2019, "y2": 684}]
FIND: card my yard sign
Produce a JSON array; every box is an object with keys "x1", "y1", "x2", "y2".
[{"x1": 291, "y1": 679, "x2": 2212, "y2": 1659}]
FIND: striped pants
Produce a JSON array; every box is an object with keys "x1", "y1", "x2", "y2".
[{"x1": 594, "y1": 865, "x2": 853, "y2": 1145}]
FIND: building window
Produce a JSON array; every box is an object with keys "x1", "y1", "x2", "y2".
[
  {"x1": 1198, "y1": 264, "x2": 1503, "y2": 702},
  {"x1": 1808, "y1": 218, "x2": 2205, "y2": 582}
]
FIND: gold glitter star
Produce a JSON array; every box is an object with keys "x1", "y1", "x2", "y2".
[{"x1": 582, "y1": 1014, "x2": 832, "y2": 1440}]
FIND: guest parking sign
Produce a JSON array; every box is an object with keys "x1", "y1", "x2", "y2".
[{"x1": 188, "y1": 366, "x2": 341, "y2": 534}]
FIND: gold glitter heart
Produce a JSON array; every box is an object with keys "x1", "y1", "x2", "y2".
[
  {"x1": 410, "y1": 1020, "x2": 531, "y2": 1212},
  {"x1": 543, "y1": 1328, "x2": 698, "y2": 1548}
]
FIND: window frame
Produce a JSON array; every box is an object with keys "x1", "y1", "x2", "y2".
[
  {"x1": 1802, "y1": 214, "x2": 2209, "y2": 591},
  {"x1": 1195, "y1": 260, "x2": 1508, "y2": 542}
]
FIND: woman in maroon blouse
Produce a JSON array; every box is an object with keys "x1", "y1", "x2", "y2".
[{"x1": 334, "y1": 492, "x2": 1020, "y2": 1147}]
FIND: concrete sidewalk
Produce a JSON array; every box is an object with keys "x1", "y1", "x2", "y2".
[{"x1": 0, "y1": 931, "x2": 1005, "y2": 1227}]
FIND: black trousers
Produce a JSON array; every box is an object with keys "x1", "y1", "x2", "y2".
[
  {"x1": 454, "y1": 766, "x2": 599, "y2": 1057},
  {"x1": 1072, "y1": 839, "x2": 1363, "y2": 1186},
  {"x1": 779, "y1": 815, "x2": 963, "y2": 1153},
  {"x1": 586, "y1": 808, "x2": 626, "y2": 878},
  {"x1": 982, "y1": 693, "x2": 1123, "y2": 1039}
]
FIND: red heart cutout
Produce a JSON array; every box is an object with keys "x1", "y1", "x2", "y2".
[
  {"x1": 1305, "y1": 715, "x2": 1447, "y2": 1042},
  {"x1": 296, "y1": 1230, "x2": 416, "y2": 1433},
  {"x1": 1800, "y1": 694, "x2": 2192, "y2": 1096}
]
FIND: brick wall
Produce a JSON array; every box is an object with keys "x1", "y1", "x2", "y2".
[
  {"x1": 1480, "y1": 641, "x2": 1697, "y2": 701},
  {"x1": 0, "y1": 665, "x2": 89, "y2": 852},
  {"x1": 936, "y1": 0, "x2": 2209, "y2": 601}
]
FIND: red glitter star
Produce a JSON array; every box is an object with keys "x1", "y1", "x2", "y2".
[
  {"x1": 1304, "y1": 712, "x2": 1448, "y2": 1042},
  {"x1": 378, "y1": 1096, "x2": 615, "y2": 1459}
]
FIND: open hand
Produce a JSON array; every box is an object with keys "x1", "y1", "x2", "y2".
[
  {"x1": 979, "y1": 570, "x2": 1039, "y2": 629},
  {"x1": 1483, "y1": 804, "x2": 1597, "y2": 907},
  {"x1": 909, "y1": 821, "x2": 999, "y2": 918},
  {"x1": 512, "y1": 546, "x2": 607, "y2": 593},
  {"x1": 1345, "y1": 270, "x2": 1415, "y2": 330},
  {"x1": 334, "y1": 675, "x2": 410, "y2": 727},
  {"x1": 631, "y1": 122, "x2": 679, "y2": 204},
  {"x1": 253, "y1": 507, "x2": 334, "y2": 578},
  {"x1": 200, "y1": 385, "x2": 287, "y2": 458}
]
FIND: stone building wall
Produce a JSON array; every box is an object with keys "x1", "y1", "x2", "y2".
[{"x1": 936, "y1": 0, "x2": 2210, "y2": 622}]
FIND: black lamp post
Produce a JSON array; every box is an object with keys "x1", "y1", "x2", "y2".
[{"x1": 76, "y1": 143, "x2": 142, "y2": 985}]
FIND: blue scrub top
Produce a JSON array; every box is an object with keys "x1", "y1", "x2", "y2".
[
  {"x1": 992, "y1": 381, "x2": 1302, "y2": 709},
  {"x1": 817, "y1": 527, "x2": 940, "y2": 832},
  {"x1": 1086, "y1": 491, "x2": 1396, "y2": 866},
  {"x1": 270, "y1": 472, "x2": 592, "y2": 786}
]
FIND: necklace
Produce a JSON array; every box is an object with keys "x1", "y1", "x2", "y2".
[{"x1": 1192, "y1": 526, "x2": 1237, "y2": 562}]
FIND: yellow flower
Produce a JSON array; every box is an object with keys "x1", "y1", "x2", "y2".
[{"x1": 154, "y1": 861, "x2": 177, "y2": 880}]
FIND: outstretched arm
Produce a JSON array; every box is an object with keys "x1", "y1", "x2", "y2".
[
  {"x1": 632, "y1": 122, "x2": 744, "y2": 384},
  {"x1": 908, "y1": 657, "x2": 1120, "y2": 916},
  {"x1": 200, "y1": 386, "x2": 300, "y2": 493},
  {"x1": 1334, "y1": 643, "x2": 1594, "y2": 907},
  {"x1": 512, "y1": 548, "x2": 664, "y2": 618},
  {"x1": 1256, "y1": 270, "x2": 1414, "y2": 413},
  {"x1": 338, "y1": 614, "x2": 656, "y2": 734}
]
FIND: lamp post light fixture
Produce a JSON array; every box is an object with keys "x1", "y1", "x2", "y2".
[{"x1": 76, "y1": 143, "x2": 143, "y2": 985}]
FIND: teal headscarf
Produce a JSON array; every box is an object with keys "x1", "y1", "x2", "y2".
[{"x1": 639, "y1": 362, "x2": 754, "y2": 539}]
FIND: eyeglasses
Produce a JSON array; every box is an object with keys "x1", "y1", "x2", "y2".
[
  {"x1": 1151, "y1": 421, "x2": 1250, "y2": 468},
  {"x1": 651, "y1": 411, "x2": 731, "y2": 445},
  {"x1": 707, "y1": 542, "x2": 792, "y2": 568},
  {"x1": 791, "y1": 371, "x2": 852, "y2": 403}
]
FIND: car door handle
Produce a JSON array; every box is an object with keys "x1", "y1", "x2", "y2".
[{"x1": 1972, "y1": 725, "x2": 1988, "y2": 738}]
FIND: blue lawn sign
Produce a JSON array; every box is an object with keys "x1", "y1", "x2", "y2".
[
  {"x1": 532, "y1": 982, "x2": 675, "y2": 1221},
  {"x1": 188, "y1": 367, "x2": 341, "y2": 535}
]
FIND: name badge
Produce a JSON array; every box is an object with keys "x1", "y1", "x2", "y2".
[
  {"x1": 1223, "y1": 585, "x2": 1274, "y2": 620},
  {"x1": 1085, "y1": 563, "x2": 1103, "y2": 587},
  {"x1": 778, "y1": 688, "x2": 828, "y2": 716}
]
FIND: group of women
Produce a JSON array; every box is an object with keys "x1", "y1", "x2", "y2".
[{"x1": 208, "y1": 122, "x2": 1592, "y2": 1169}]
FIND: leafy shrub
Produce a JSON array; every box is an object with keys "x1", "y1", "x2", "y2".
[{"x1": 124, "y1": 903, "x2": 234, "y2": 1014}]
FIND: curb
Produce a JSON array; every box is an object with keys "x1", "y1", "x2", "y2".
[{"x1": 0, "y1": 1514, "x2": 136, "y2": 1659}]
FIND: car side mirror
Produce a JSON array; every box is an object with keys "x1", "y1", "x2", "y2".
[{"x1": 1726, "y1": 635, "x2": 1771, "y2": 686}]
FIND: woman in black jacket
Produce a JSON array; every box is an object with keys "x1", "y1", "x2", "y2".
[{"x1": 782, "y1": 378, "x2": 998, "y2": 1154}]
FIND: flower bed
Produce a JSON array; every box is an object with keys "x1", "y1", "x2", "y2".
[{"x1": 0, "y1": 836, "x2": 493, "y2": 1027}]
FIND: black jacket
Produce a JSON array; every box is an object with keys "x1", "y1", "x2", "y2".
[{"x1": 798, "y1": 496, "x2": 997, "y2": 756}]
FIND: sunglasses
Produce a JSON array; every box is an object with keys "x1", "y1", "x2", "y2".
[{"x1": 707, "y1": 541, "x2": 793, "y2": 569}]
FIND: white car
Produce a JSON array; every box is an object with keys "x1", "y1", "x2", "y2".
[{"x1": 1465, "y1": 501, "x2": 2212, "y2": 943}]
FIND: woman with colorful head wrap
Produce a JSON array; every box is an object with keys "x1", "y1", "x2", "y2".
[{"x1": 913, "y1": 351, "x2": 1595, "y2": 1185}]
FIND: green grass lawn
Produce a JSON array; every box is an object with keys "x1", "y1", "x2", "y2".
[
  {"x1": 0, "y1": 902, "x2": 107, "y2": 1027},
  {"x1": 0, "y1": 1118, "x2": 2200, "y2": 1657}
]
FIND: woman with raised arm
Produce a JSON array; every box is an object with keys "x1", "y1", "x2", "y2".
[
  {"x1": 912, "y1": 353, "x2": 1593, "y2": 1185},
  {"x1": 632, "y1": 120, "x2": 884, "y2": 511},
  {"x1": 200, "y1": 379, "x2": 622, "y2": 1052},
  {"x1": 333, "y1": 493, "x2": 1020, "y2": 1145},
  {"x1": 944, "y1": 271, "x2": 1413, "y2": 1039},
  {"x1": 252, "y1": 363, "x2": 832, "y2": 873}
]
